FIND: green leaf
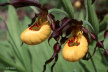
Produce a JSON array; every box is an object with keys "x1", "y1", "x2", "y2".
[
  {"x1": 7, "y1": 5, "x2": 24, "y2": 64},
  {"x1": 61, "y1": 0, "x2": 74, "y2": 18},
  {"x1": 30, "y1": 6, "x2": 39, "y2": 14},
  {"x1": 99, "y1": 15, "x2": 108, "y2": 32},
  {"x1": 83, "y1": 20, "x2": 94, "y2": 32},
  {"x1": 103, "y1": 37, "x2": 108, "y2": 49},
  {"x1": 0, "y1": 53, "x2": 25, "y2": 72},
  {"x1": 98, "y1": 30, "x2": 105, "y2": 41},
  {"x1": 87, "y1": 0, "x2": 99, "y2": 34},
  {"x1": 48, "y1": 8, "x2": 68, "y2": 20},
  {"x1": 21, "y1": 16, "x2": 31, "y2": 31},
  {"x1": 0, "y1": 41, "x2": 13, "y2": 60},
  {"x1": 39, "y1": 0, "x2": 49, "y2": 5},
  {"x1": 74, "y1": 10, "x2": 84, "y2": 21},
  {"x1": 0, "y1": 43, "x2": 25, "y2": 72},
  {"x1": 48, "y1": 8, "x2": 69, "y2": 17},
  {"x1": 7, "y1": 5, "x2": 32, "y2": 72}
]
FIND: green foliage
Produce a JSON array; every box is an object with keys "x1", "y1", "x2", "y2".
[
  {"x1": 104, "y1": 37, "x2": 108, "y2": 49},
  {"x1": 100, "y1": 15, "x2": 108, "y2": 31},
  {"x1": 48, "y1": 8, "x2": 69, "y2": 17},
  {"x1": 85, "y1": 0, "x2": 99, "y2": 34},
  {"x1": 61, "y1": 0, "x2": 74, "y2": 18},
  {"x1": 0, "y1": 0, "x2": 8, "y2": 3}
]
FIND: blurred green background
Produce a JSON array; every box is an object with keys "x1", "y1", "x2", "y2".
[{"x1": 0, "y1": 0, "x2": 108, "y2": 72}]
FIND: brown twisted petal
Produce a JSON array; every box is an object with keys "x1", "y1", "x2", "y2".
[
  {"x1": 104, "y1": 49, "x2": 108, "y2": 57},
  {"x1": 104, "y1": 30, "x2": 108, "y2": 39},
  {"x1": 0, "y1": 0, "x2": 42, "y2": 9}
]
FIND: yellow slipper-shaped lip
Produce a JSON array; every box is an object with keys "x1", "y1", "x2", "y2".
[
  {"x1": 62, "y1": 35, "x2": 88, "y2": 62},
  {"x1": 20, "y1": 21, "x2": 51, "y2": 45}
]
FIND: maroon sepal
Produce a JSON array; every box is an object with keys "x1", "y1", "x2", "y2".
[
  {"x1": 97, "y1": 41, "x2": 104, "y2": 48},
  {"x1": 51, "y1": 54, "x2": 58, "y2": 72},
  {"x1": 43, "y1": 53, "x2": 57, "y2": 72},
  {"x1": 48, "y1": 18, "x2": 72, "y2": 45},
  {"x1": 60, "y1": 37, "x2": 68, "y2": 45},
  {"x1": 83, "y1": 32, "x2": 91, "y2": 43},
  {"x1": 54, "y1": 36, "x2": 59, "y2": 41},
  {"x1": 48, "y1": 18, "x2": 83, "y2": 44},
  {"x1": 48, "y1": 14, "x2": 56, "y2": 30},
  {"x1": 104, "y1": 49, "x2": 108, "y2": 57},
  {"x1": 83, "y1": 46, "x2": 97, "y2": 60},
  {"x1": 28, "y1": 14, "x2": 39, "y2": 27},
  {"x1": 66, "y1": 26, "x2": 73, "y2": 36},
  {"x1": 90, "y1": 33, "x2": 97, "y2": 41},
  {"x1": 55, "y1": 20, "x2": 60, "y2": 29},
  {"x1": 82, "y1": 27, "x2": 90, "y2": 34},
  {"x1": 0, "y1": 0, "x2": 42, "y2": 9},
  {"x1": 43, "y1": 42, "x2": 61, "y2": 72},
  {"x1": 53, "y1": 42, "x2": 61, "y2": 53},
  {"x1": 104, "y1": 30, "x2": 108, "y2": 39},
  {"x1": 82, "y1": 49, "x2": 90, "y2": 60},
  {"x1": 96, "y1": 10, "x2": 108, "y2": 22},
  {"x1": 48, "y1": 14, "x2": 60, "y2": 31},
  {"x1": 62, "y1": 17, "x2": 69, "y2": 24}
]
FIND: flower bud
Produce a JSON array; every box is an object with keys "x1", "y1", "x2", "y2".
[{"x1": 74, "y1": 1, "x2": 82, "y2": 9}]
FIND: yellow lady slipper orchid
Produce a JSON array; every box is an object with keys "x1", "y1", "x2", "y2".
[
  {"x1": 20, "y1": 16, "x2": 51, "y2": 45},
  {"x1": 62, "y1": 30, "x2": 88, "y2": 62}
]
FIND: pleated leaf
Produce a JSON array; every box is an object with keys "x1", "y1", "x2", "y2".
[
  {"x1": 7, "y1": 5, "x2": 31, "y2": 72},
  {"x1": 87, "y1": 0, "x2": 99, "y2": 34}
]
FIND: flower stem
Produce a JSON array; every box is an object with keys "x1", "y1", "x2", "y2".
[
  {"x1": 90, "y1": 58, "x2": 97, "y2": 72},
  {"x1": 61, "y1": 0, "x2": 74, "y2": 18},
  {"x1": 89, "y1": 53, "x2": 97, "y2": 72}
]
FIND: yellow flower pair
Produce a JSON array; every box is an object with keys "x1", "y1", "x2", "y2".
[{"x1": 20, "y1": 16, "x2": 88, "y2": 62}]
